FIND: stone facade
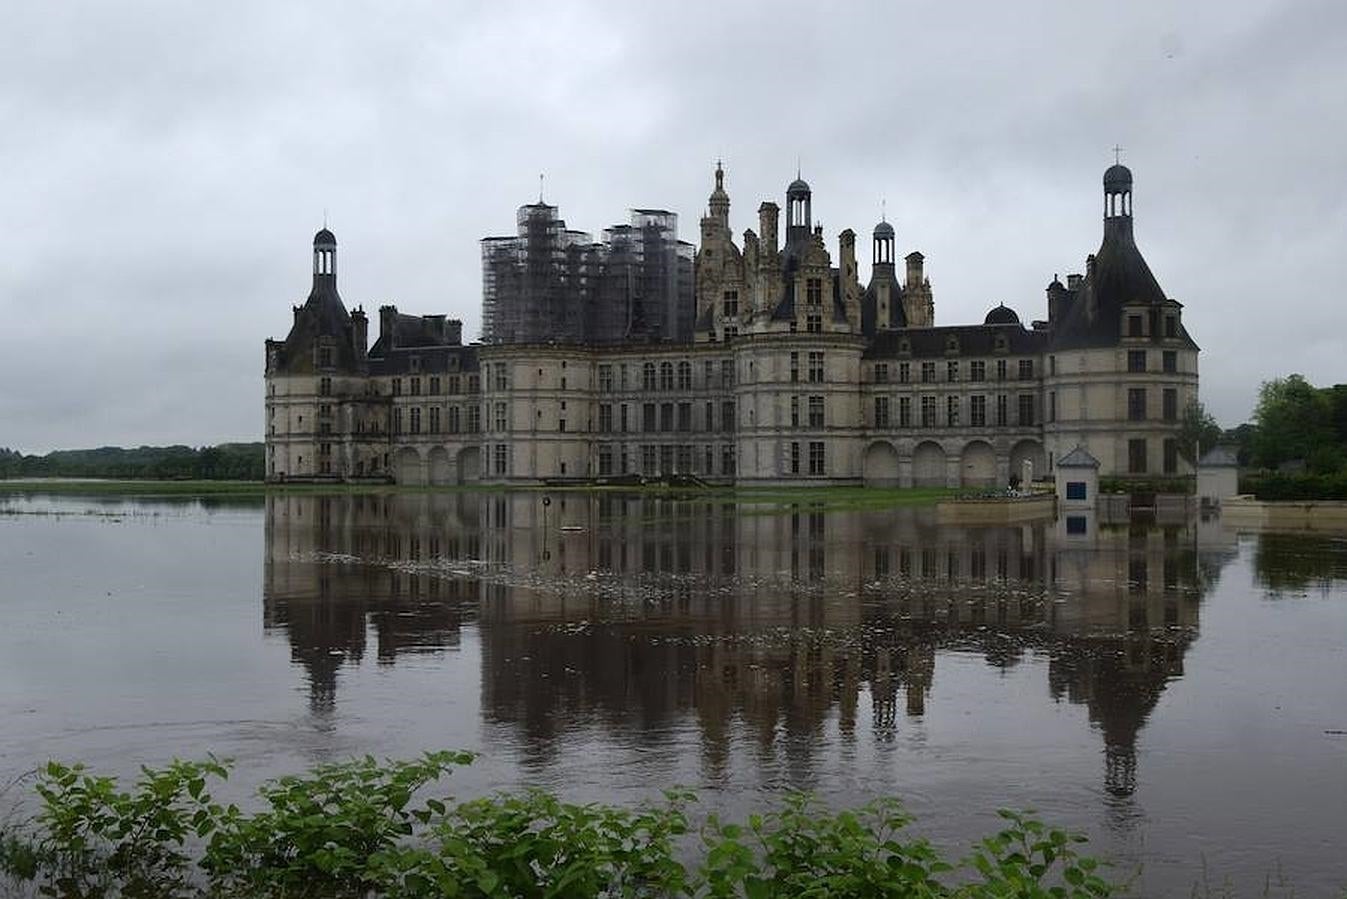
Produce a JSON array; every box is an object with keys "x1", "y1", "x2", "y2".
[{"x1": 264, "y1": 163, "x2": 1198, "y2": 487}]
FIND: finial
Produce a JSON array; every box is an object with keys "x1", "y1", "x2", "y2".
[
  {"x1": 1113, "y1": 144, "x2": 1124, "y2": 165},
  {"x1": 881, "y1": 198, "x2": 887, "y2": 223},
  {"x1": 323, "y1": 208, "x2": 328, "y2": 229},
  {"x1": 538, "y1": 173, "x2": 544, "y2": 203},
  {"x1": 796, "y1": 156, "x2": 801, "y2": 179}
]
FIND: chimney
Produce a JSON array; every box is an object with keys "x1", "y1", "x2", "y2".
[
  {"x1": 379, "y1": 305, "x2": 398, "y2": 350},
  {"x1": 351, "y1": 307, "x2": 368, "y2": 363},
  {"x1": 904, "y1": 251, "x2": 925, "y2": 289},
  {"x1": 758, "y1": 202, "x2": 779, "y2": 254}
]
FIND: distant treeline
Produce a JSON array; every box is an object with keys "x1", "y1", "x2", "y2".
[{"x1": 0, "y1": 443, "x2": 264, "y2": 481}]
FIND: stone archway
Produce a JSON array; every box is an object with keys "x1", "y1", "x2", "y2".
[
  {"x1": 1010, "y1": 439, "x2": 1046, "y2": 487},
  {"x1": 960, "y1": 440, "x2": 997, "y2": 488},
  {"x1": 912, "y1": 440, "x2": 947, "y2": 488},
  {"x1": 394, "y1": 447, "x2": 425, "y2": 486},
  {"x1": 862, "y1": 440, "x2": 900, "y2": 487},
  {"x1": 428, "y1": 447, "x2": 452, "y2": 486},
  {"x1": 456, "y1": 446, "x2": 482, "y2": 484}
]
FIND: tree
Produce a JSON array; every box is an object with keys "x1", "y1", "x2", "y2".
[
  {"x1": 1251, "y1": 374, "x2": 1333, "y2": 470},
  {"x1": 1177, "y1": 400, "x2": 1222, "y2": 466}
]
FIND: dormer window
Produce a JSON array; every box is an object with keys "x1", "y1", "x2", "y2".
[
  {"x1": 898, "y1": 339, "x2": 911, "y2": 355},
  {"x1": 994, "y1": 335, "x2": 1009, "y2": 353},
  {"x1": 1128, "y1": 314, "x2": 1144, "y2": 337},
  {"x1": 1165, "y1": 315, "x2": 1177, "y2": 338},
  {"x1": 410, "y1": 356, "x2": 422, "y2": 373},
  {"x1": 317, "y1": 346, "x2": 334, "y2": 368},
  {"x1": 945, "y1": 336, "x2": 960, "y2": 354}
]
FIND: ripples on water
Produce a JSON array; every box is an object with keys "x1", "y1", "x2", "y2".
[{"x1": 1, "y1": 491, "x2": 1345, "y2": 896}]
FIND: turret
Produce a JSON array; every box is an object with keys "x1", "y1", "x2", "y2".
[
  {"x1": 708, "y1": 161, "x2": 730, "y2": 230},
  {"x1": 785, "y1": 176, "x2": 811, "y2": 246}
]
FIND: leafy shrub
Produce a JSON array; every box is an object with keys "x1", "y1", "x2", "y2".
[
  {"x1": 1239, "y1": 471, "x2": 1347, "y2": 501},
  {"x1": 0, "y1": 753, "x2": 1119, "y2": 898}
]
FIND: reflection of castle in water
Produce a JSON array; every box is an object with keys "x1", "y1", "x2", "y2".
[{"x1": 264, "y1": 493, "x2": 1236, "y2": 795}]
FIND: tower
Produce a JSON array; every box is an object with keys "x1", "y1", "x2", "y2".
[{"x1": 785, "y1": 176, "x2": 811, "y2": 247}]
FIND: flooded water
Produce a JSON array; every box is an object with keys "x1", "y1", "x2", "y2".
[{"x1": 1, "y1": 491, "x2": 1344, "y2": 896}]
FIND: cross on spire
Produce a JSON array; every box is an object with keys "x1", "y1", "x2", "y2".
[
  {"x1": 881, "y1": 198, "x2": 887, "y2": 223},
  {"x1": 538, "y1": 173, "x2": 545, "y2": 204},
  {"x1": 1113, "y1": 144, "x2": 1124, "y2": 165}
]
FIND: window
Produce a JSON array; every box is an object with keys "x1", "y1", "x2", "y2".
[
  {"x1": 807, "y1": 352, "x2": 824, "y2": 383},
  {"x1": 643, "y1": 403, "x2": 656, "y2": 432},
  {"x1": 874, "y1": 396, "x2": 891, "y2": 428},
  {"x1": 448, "y1": 375, "x2": 461, "y2": 394},
  {"x1": 599, "y1": 403, "x2": 613, "y2": 432},
  {"x1": 1018, "y1": 359, "x2": 1034, "y2": 380},
  {"x1": 1165, "y1": 315, "x2": 1177, "y2": 338},
  {"x1": 467, "y1": 374, "x2": 480, "y2": 393},
  {"x1": 970, "y1": 360, "x2": 986, "y2": 382},
  {"x1": 790, "y1": 441, "x2": 801, "y2": 474},
  {"x1": 598, "y1": 444, "x2": 614, "y2": 476},
  {"x1": 1018, "y1": 394, "x2": 1035, "y2": 426},
  {"x1": 1163, "y1": 351, "x2": 1177, "y2": 374},
  {"x1": 1128, "y1": 350, "x2": 1147, "y2": 373},
  {"x1": 947, "y1": 396, "x2": 960, "y2": 427},
  {"x1": 722, "y1": 360, "x2": 734, "y2": 386},
  {"x1": 722, "y1": 444, "x2": 736, "y2": 475},
  {"x1": 660, "y1": 445, "x2": 673, "y2": 474},
  {"x1": 996, "y1": 359, "x2": 1007, "y2": 381},
  {"x1": 1163, "y1": 388, "x2": 1177, "y2": 422},
  {"x1": 921, "y1": 361, "x2": 936, "y2": 383},
  {"x1": 1049, "y1": 391, "x2": 1057, "y2": 422},
  {"x1": 318, "y1": 346, "x2": 333, "y2": 367},
  {"x1": 808, "y1": 441, "x2": 825, "y2": 475},
  {"x1": 704, "y1": 360, "x2": 715, "y2": 387},
  {"x1": 808, "y1": 395, "x2": 825, "y2": 428},
  {"x1": 467, "y1": 404, "x2": 480, "y2": 432},
  {"x1": 494, "y1": 402, "x2": 507, "y2": 431},
  {"x1": 598, "y1": 365, "x2": 613, "y2": 392},
  {"x1": 1164, "y1": 438, "x2": 1179, "y2": 473},
  {"x1": 677, "y1": 361, "x2": 692, "y2": 390},
  {"x1": 677, "y1": 444, "x2": 692, "y2": 473},
  {"x1": 970, "y1": 395, "x2": 986, "y2": 427},
  {"x1": 411, "y1": 377, "x2": 421, "y2": 396},
  {"x1": 319, "y1": 377, "x2": 332, "y2": 396},
  {"x1": 722, "y1": 400, "x2": 736, "y2": 431},
  {"x1": 806, "y1": 278, "x2": 822, "y2": 306},
  {"x1": 393, "y1": 408, "x2": 403, "y2": 434},
  {"x1": 899, "y1": 396, "x2": 912, "y2": 427},
  {"x1": 875, "y1": 363, "x2": 889, "y2": 384},
  {"x1": 898, "y1": 362, "x2": 910, "y2": 383},
  {"x1": 659, "y1": 362, "x2": 674, "y2": 390},
  {"x1": 1128, "y1": 314, "x2": 1144, "y2": 337},
  {"x1": 1129, "y1": 438, "x2": 1148, "y2": 473},
  {"x1": 660, "y1": 402, "x2": 674, "y2": 432},
  {"x1": 621, "y1": 403, "x2": 629, "y2": 432},
  {"x1": 723, "y1": 290, "x2": 739, "y2": 317},
  {"x1": 642, "y1": 363, "x2": 656, "y2": 390},
  {"x1": 641, "y1": 445, "x2": 657, "y2": 476},
  {"x1": 790, "y1": 395, "x2": 800, "y2": 427},
  {"x1": 392, "y1": 377, "x2": 402, "y2": 396},
  {"x1": 678, "y1": 402, "x2": 692, "y2": 432},
  {"x1": 448, "y1": 406, "x2": 460, "y2": 433},
  {"x1": 995, "y1": 395, "x2": 1008, "y2": 427},
  {"x1": 1065, "y1": 481, "x2": 1087, "y2": 501},
  {"x1": 704, "y1": 401, "x2": 713, "y2": 431},
  {"x1": 493, "y1": 363, "x2": 508, "y2": 391},
  {"x1": 494, "y1": 444, "x2": 508, "y2": 475},
  {"x1": 1049, "y1": 356, "x2": 1056, "y2": 375},
  {"x1": 429, "y1": 406, "x2": 440, "y2": 433},
  {"x1": 805, "y1": 313, "x2": 822, "y2": 333},
  {"x1": 1128, "y1": 388, "x2": 1147, "y2": 421},
  {"x1": 789, "y1": 352, "x2": 799, "y2": 382},
  {"x1": 947, "y1": 360, "x2": 959, "y2": 382},
  {"x1": 921, "y1": 395, "x2": 937, "y2": 427}
]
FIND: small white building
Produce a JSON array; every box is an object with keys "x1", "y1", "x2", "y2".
[
  {"x1": 1057, "y1": 445, "x2": 1101, "y2": 511},
  {"x1": 1197, "y1": 445, "x2": 1240, "y2": 505}
]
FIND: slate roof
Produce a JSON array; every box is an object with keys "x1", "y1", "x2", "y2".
[
  {"x1": 863, "y1": 322, "x2": 1048, "y2": 359},
  {"x1": 1057, "y1": 446, "x2": 1101, "y2": 468}
]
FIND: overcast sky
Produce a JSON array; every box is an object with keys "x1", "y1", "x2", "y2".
[{"x1": 2, "y1": 0, "x2": 1344, "y2": 452}]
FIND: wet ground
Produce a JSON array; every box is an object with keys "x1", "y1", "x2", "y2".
[{"x1": 1, "y1": 491, "x2": 1344, "y2": 895}]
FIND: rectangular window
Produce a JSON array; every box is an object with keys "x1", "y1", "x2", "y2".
[
  {"x1": 1166, "y1": 315, "x2": 1178, "y2": 338},
  {"x1": 429, "y1": 376, "x2": 441, "y2": 395},
  {"x1": 659, "y1": 362, "x2": 674, "y2": 391},
  {"x1": 806, "y1": 278, "x2": 822, "y2": 306},
  {"x1": 723, "y1": 290, "x2": 739, "y2": 317},
  {"x1": 660, "y1": 402, "x2": 674, "y2": 432},
  {"x1": 643, "y1": 403, "x2": 656, "y2": 432},
  {"x1": 411, "y1": 377, "x2": 421, "y2": 396},
  {"x1": 1018, "y1": 394, "x2": 1035, "y2": 426},
  {"x1": 599, "y1": 403, "x2": 613, "y2": 433},
  {"x1": 493, "y1": 402, "x2": 507, "y2": 431},
  {"x1": 448, "y1": 406, "x2": 460, "y2": 433},
  {"x1": 494, "y1": 444, "x2": 507, "y2": 475},
  {"x1": 970, "y1": 394, "x2": 986, "y2": 427},
  {"x1": 1164, "y1": 438, "x2": 1179, "y2": 473},
  {"x1": 808, "y1": 441, "x2": 825, "y2": 475},
  {"x1": 1129, "y1": 438, "x2": 1148, "y2": 473},
  {"x1": 448, "y1": 375, "x2": 461, "y2": 394},
  {"x1": 494, "y1": 363, "x2": 508, "y2": 391},
  {"x1": 318, "y1": 377, "x2": 332, "y2": 396},
  {"x1": 789, "y1": 352, "x2": 799, "y2": 383},
  {"x1": 1128, "y1": 350, "x2": 1147, "y2": 373},
  {"x1": 676, "y1": 444, "x2": 692, "y2": 473},
  {"x1": 722, "y1": 401, "x2": 735, "y2": 431},
  {"x1": 874, "y1": 363, "x2": 889, "y2": 384},
  {"x1": 790, "y1": 395, "x2": 800, "y2": 427},
  {"x1": 393, "y1": 408, "x2": 403, "y2": 434},
  {"x1": 704, "y1": 401, "x2": 714, "y2": 431},
  {"x1": 790, "y1": 441, "x2": 801, "y2": 475},
  {"x1": 921, "y1": 361, "x2": 936, "y2": 383},
  {"x1": 1065, "y1": 481, "x2": 1087, "y2": 501},
  {"x1": 722, "y1": 444, "x2": 736, "y2": 476},
  {"x1": 429, "y1": 406, "x2": 440, "y2": 433},
  {"x1": 921, "y1": 395, "x2": 937, "y2": 427},
  {"x1": 947, "y1": 360, "x2": 959, "y2": 382},
  {"x1": 808, "y1": 395, "x2": 825, "y2": 428},
  {"x1": 643, "y1": 363, "x2": 657, "y2": 391},
  {"x1": 677, "y1": 402, "x2": 692, "y2": 432},
  {"x1": 621, "y1": 403, "x2": 629, "y2": 433},
  {"x1": 874, "y1": 396, "x2": 891, "y2": 428},
  {"x1": 467, "y1": 404, "x2": 480, "y2": 432},
  {"x1": 899, "y1": 396, "x2": 912, "y2": 427},
  {"x1": 1128, "y1": 314, "x2": 1144, "y2": 337},
  {"x1": 805, "y1": 313, "x2": 822, "y2": 333},
  {"x1": 641, "y1": 445, "x2": 657, "y2": 476},
  {"x1": 947, "y1": 395, "x2": 960, "y2": 427},
  {"x1": 1049, "y1": 391, "x2": 1057, "y2": 422},
  {"x1": 722, "y1": 360, "x2": 734, "y2": 387},
  {"x1": 970, "y1": 360, "x2": 986, "y2": 382},
  {"x1": 996, "y1": 359, "x2": 1007, "y2": 381},
  {"x1": 1128, "y1": 388, "x2": 1147, "y2": 421},
  {"x1": 807, "y1": 352, "x2": 824, "y2": 383},
  {"x1": 598, "y1": 365, "x2": 613, "y2": 392},
  {"x1": 318, "y1": 346, "x2": 333, "y2": 367},
  {"x1": 1163, "y1": 388, "x2": 1177, "y2": 422},
  {"x1": 704, "y1": 360, "x2": 715, "y2": 388},
  {"x1": 995, "y1": 394, "x2": 1008, "y2": 427},
  {"x1": 1163, "y1": 351, "x2": 1177, "y2": 374},
  {"x1": 899, "y1": 362, "x2": 911, "y2": 383},
  {"x1": 677, "y1": 361, "x2": 692, "y2": 390},
  {"x1": 467, "y1": 374, "x2": 480, "y2": 393},
  {"x1": 598, "y1": 444, "x2": 614, "y2": 476},
  {"x1": 660, "y1": 445, "x2": 674, "y2": 474}
]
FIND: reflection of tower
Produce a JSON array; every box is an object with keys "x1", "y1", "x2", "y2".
[{"x1": 263, "y1": 494, "x2": 481, "y2": 715}]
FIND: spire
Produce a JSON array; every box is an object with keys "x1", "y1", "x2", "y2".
[{"x1": 708, "y1": 160, "x2": 730, "y2": 228}]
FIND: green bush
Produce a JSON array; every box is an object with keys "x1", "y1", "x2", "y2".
[
  {"x1": 1098, "y1": 477, "x2": 1194, "y2": 495},
  {"x1": 1239, "y1": 472, "x2": 1347, "y2": 501},
  {"x1": 0, "y1": 753, "x2": 1119, "y2": 898}
]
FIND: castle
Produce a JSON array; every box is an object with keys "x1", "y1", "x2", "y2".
[{"x1": 264, "y1": 162, "x2": 1199, "y2": 487}]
